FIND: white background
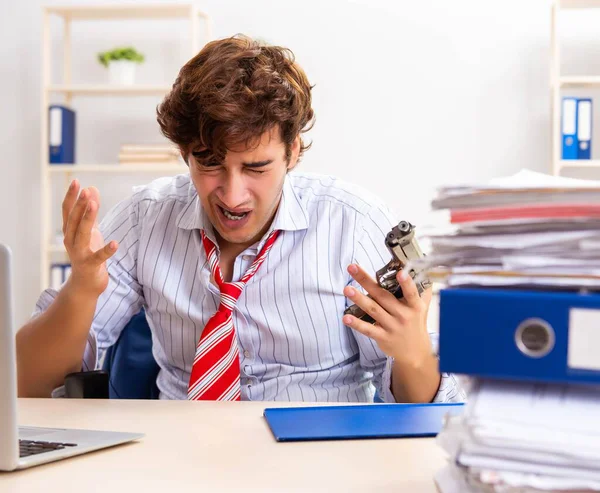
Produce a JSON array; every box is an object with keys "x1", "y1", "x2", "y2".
[{"x1": 2, "y1": 0, "x2": 600, "y2": 325}]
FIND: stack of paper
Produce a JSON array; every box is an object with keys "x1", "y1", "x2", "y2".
[
  {"x1": 435, "y1": 380, "x2": 600, "y2": 493},
  {"x1": 410, "y1": 169, "x2": 600, "y2": 289},
  {"x1": 118, "y1": 144, "x2": 181, "y2": 165}
]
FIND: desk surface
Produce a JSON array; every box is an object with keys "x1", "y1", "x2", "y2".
[{"x1": 1, "y1": 399, "x2": 447, "y2": 492}]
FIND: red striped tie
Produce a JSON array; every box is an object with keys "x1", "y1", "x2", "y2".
[{"x1": 187, "y1": 229, "x2": 281, "y2": 401}]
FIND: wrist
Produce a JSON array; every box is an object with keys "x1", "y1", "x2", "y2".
[
  {"x1": 392, "y1": 342, "x2": 436, "y2": 371},
  {"x1": 391, "y1": 351, "x2": 441, "y2": 403},
  {"x1": 62, "y1": 276, "x2": 104, "y2": 302}
]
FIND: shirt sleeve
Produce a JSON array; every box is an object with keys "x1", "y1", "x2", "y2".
[
  {"x1": 347, "y1": 201, "x2": 465, "y2": 403},
  {"x1": 32, "y1": 193, "x2": 145, "y2": 372}
]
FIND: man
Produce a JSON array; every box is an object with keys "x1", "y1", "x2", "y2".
[{"x1": 17, "y1": 35, "x2": 464, "y2": 403}]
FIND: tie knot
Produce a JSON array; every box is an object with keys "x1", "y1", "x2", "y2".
[{"x1": 218, "y1": 281, "x2": 244, "y2": 313}]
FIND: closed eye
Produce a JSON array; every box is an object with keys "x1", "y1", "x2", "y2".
[{"x1": 244, "y1": 160, "x2": 272, "y2": 175}]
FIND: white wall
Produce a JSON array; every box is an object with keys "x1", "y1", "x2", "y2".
[{"x1": 0, "y1": 0, "x2": 563, "y2": 325}]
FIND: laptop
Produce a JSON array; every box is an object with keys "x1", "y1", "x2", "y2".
[{"x1": 0, "y1": 243, "x2": 143, "y2": 471}]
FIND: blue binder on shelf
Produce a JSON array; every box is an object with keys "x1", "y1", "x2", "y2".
[
  {"x1": 49, "y1": 263, "x2": 71, "y2": 290},
  {"x1": 562, "y1": 97, "x2": 578, "y2": 160},
  {"x1": 577, "y1": 98, "x2": 592, "y2": 159},
  {"x1": 49, "y1": 105, "x2": 76, "y2": 164},
  {"x1": 439, "y1": 288, "x2": 600, "y2": 386},
  {"x1": 263, "y1": 403, "x2": 464, "y2": 442}
]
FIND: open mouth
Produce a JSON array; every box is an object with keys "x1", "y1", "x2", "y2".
[{"x1": 218, "y1": 205, "x2": 250, "y2": 222}]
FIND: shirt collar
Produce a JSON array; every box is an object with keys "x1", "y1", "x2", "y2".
[{"x1": 175, "y1": 174, "x2": 310, "y2": 235}]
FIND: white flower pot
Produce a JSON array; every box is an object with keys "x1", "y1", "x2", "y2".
[{"x1": 108, "y1": 60, "x2": 137, "y2": 85}]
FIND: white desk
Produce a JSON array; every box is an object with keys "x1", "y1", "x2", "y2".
[{"x1": 1, "y1": 399, "x2": 447, "y2": 492}]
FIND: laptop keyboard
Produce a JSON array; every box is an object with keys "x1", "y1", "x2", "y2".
[{"x1": 19, "y1": 439, "x2": 77, "y2": 458}]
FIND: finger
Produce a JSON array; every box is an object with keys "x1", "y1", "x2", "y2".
[
  {"x1": 74, "y1": 199, "x2": 98, "y2": 249},
  {"x1": 348, "y1": 264, "x2": 404, "y2": 316},
  {"x1": 422, "y1": 286, "x2": 433, "y2": 309},
  {"x1": 344, "y1": 285, "x2": 395, "y2": 328},
  {"x1": 87, "y1": 186, "x2": 101, "y2": 224},
  {"x1": 62, "y1": 179, "x2": 80, "y2": 236},
  {"x1": 397, "y1": 269, "x2": 422, "y2": 308},
  {"x1": 343, "y1": 313, "x2": 388, "y2": 342},
  {"x1": 90, "y1": 241, "x2": 118, "y2": 264},
  {"x1": 64, "y1": 188, "x2": 89, "y2": 247}
]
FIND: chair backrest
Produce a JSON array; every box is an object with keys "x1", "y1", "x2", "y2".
[{"x1": 102, "y1": 309, "x2": 160, "y2": 399}]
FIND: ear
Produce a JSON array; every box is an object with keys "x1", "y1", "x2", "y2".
[{"x1": 286, "y1": 136, "x2": 301, "y2": 172}]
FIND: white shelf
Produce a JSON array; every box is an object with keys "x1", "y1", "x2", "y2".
[
  {"x1": 39, "y1": 3, "x2": 212, "y2": 289},
  {"x1": 48, "y1": 164, "x2": 187, "y2": 174},
  {"x1": 560, "y1": 76, "x2": 600, "y2": 87},
  {"x1": 46, "y1": 4, "x2": 209, "y2": 21},
  {"x1": 47, "y1": 85, "x2": 171, "y2": 96},
  {"x1": 559, "y1": 0, "x2": 600, "y2": 9},
  {"x1": 550, "y1": 2, "x2": 600, "y2": 175},
  {"x1": 560, "y1": 160, "x2": 600, "y2": 168}
]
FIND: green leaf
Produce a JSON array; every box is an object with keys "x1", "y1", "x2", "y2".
[{"x1": 97, "y1": 46, "x2": 145, "y2": 67}]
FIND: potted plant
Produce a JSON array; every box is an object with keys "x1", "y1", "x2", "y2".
[{"x1": 97, "y1": 47, "x2": 145, "y2": 85}]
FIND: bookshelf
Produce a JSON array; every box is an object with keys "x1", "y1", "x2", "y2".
[
  {"x1": 40, "y1": 4, "x2": 211, "y2": 290},
  {"x1": 551, "y1": 0, "x2": 600, "y2": 174}
]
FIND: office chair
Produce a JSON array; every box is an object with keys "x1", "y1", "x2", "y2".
[{"x1": 64, "y1": 309, "x2": 160, "y2": 399}]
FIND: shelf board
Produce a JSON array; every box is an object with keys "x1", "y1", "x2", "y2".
[
  {"x1": 559, "y1": 76, "x2": 600, "y2": 87},
  {"x1": 47, "y1": 85, "x2": 172, "y2": 96},
  {"x1": 48, "y1": 164, "x2": 187, "y2": 174},
  {"x1": 559, "y1": 0, "x2": 600, "y2": 9},
  {"x1": 45, "y1": 4, "x2": 208, "y2": 20},
  {"x1": 560, "y1": 160, "x2": 600, "y2": 168}
]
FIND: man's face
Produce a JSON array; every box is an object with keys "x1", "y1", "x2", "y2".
[{"x1": 188, "y1": 128, "x2": 299, "y2": 249}]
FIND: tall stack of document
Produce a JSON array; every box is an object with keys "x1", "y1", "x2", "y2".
[
  {"x1": 415, "y1": 169, "x2": 600, "y2": 289},
  {"x1": 416, "y1": 169, "x2": 600, "y2": 492},
  {"x1": 435, "y1": 380, "x2": 600, "y2": 492}
]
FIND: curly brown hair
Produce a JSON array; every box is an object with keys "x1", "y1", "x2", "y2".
[{"x1": 156, "y1": 34, "x2": 315, "y2": 164}]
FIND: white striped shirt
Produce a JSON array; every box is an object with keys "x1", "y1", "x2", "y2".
[{"x1": 35, "y1": 171, "x2": 465, "y2": 402}]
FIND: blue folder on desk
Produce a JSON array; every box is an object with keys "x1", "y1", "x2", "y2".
[{"x1": 263, "y1": 403, "x2": 464, "y2": 442}]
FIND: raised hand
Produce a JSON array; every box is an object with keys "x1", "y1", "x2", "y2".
[{"x1": 61, "y1": 179, "x2": 118, "y2": 297}]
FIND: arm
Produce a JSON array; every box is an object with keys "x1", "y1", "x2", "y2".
[
  {"x1": 344, "y1": 265, "x2": 441, "y2": 403},
  {"x1": 343, "y1": 203, "x2": 462, "y2": 403},
  {"x1": 17, "y1": 280, "x2": 105, "y2": 398},
  {"x1": 391, "y1": 353, "x2": 441, "y2": 403},
  {"x1": 17, "y1": 183, "x2": 117, "y2": 397}
]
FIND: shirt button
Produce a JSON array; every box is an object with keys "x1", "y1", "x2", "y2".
[
  {"x1": 242, "y1": 255, "x2": 252, "y2": 261},
  {"x1": 243, "y1": 350, "x2": 250, "y2": 358}
]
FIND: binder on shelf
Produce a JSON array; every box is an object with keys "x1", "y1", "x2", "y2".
[
  {"x1": 577, "y1": 98, "x2": 592, "y2": 160},
  {"x1": 49, "y1": 105, "x2": 76, "y2": 164},
  {"x1": 438, "y1": 288, "x2": 600, "y2": 386},
  {"x1": 561, "y1": 97, "x2": 578, "y2": 160},
  {"x1": 49, "y1": 263, "x2": 71, "y2": 290}
]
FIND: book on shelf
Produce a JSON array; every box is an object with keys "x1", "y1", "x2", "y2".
[
  {"x1": 120, "y1": 144, "x2": 179, "y2": 154},
  {"x1": 118, "y1": 143, "x2": 181, "y2": 165},
  {"x1": 118, "y1": 153, "x2": 180, "y2": 163}
]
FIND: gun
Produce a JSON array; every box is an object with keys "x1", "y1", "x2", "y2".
[{"x1": 344, "y1": 221, "x2": 432, "y2": 324}]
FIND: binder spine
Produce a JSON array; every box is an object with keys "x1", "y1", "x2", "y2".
[
  {"x1": 577, "y1": 98, "x2": 592, "y2": 160},
  {"x1": 49, "y1": 105, "x2": 76, "y2": 164},
  {"x1": 561, "y1": 97, "x2": 578, "y2": 160}
]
